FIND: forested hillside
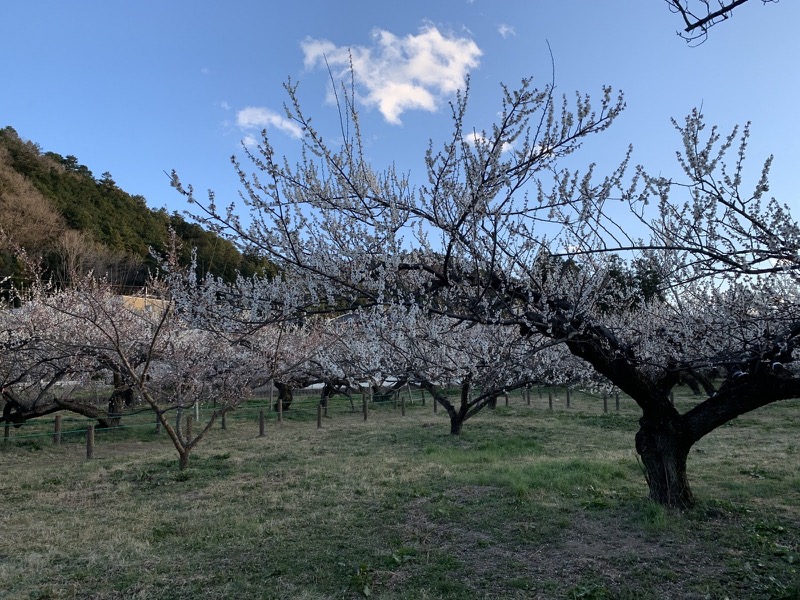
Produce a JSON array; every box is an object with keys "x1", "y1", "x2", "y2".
[{"x1": 0, "y1": 126, "x2": 271, "y2": 289}]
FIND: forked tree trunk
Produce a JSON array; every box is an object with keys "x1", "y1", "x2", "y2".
[
  {"x1": 449, "y1": 412, "x2": 465, "y2": 435},
  {"x1": 446, "y1": 382, "x2": 472, "y2": 435},
  {"x1": 635, "y1": 417, "x2": 695, "y2": 509}
]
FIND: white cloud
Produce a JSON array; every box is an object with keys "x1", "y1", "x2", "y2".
[
  {"x1": 301, "y1": 25, "x2": 481, "y2": 125},
  {"x1": 236, "y1": 106, "x2": 303, "y2": 140},
  {"x1": 497, "y1": 24, "x2": 516, "y2": 38}
]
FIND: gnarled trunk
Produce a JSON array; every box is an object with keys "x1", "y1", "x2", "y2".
[
  {"x1": 273, "y1": 382, "x2": 293, "y2": 412},
  {"x1": 636, "y1": 417, "x2": 694, "y2": 509}
]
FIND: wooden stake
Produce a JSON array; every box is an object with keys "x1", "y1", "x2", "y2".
[
  {"x1": 258, "y1": 408, "x2": 266, "y2": 437},
  {"x1": 53, "y1": 415, "x2": 62, "y2": 445},
  {"x1": 317, "y1": 403, "x2": 322, "y2": 429},
  {"x1": 86, "y1": 425, "x2": 95, "y2": 459}
]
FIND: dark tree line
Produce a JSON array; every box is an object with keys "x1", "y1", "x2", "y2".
[{"x1": 0, "y1": 126, "x2": 274, "y2": 290}]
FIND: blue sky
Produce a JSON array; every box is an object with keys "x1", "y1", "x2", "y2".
[{"x1": 2, "y1": 1, "x2": 798, "y2": 219}]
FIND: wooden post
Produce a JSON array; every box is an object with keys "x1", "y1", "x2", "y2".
[
  {"x1": 401, "y1": 393, "x2": 406, "y2": 417},
  {"x1": 53, "y1": 415, "x2": 62, "y2": 445},
  {"x1": 407, "y1": 383, "x2": 414, "y2": 406},
  {"x1": 526, "y1": 387, "x2": 531, "y2": 406},
  {"x1": 317, "y1": 402, "x2": 322, "y2": 429},
  {"x1": 3, "y1": 422, "x2": 9, "y2": 442},
  {"x1": 615, "y1": 392, "x2": 620, "y2": 412},
  {"x1": 548, "y1": 391, "x2": 553, "y2": 411},
  {"x1": 566, "y1": 388, "x2": 571, "y2": 409},
  {"x1": 277, "y1": 388, "x2": 283, "y2": 424},
  {"x1": 603, "y1": 393, "x2": 608, "y2": 414},
  {"x1": 433, "y1": 394, "x2": 438, "y2": 414},
  {"x1": 504, "y1": 393, "x2": 509, "y2": 407},
  {"x1": 221, "y1": 411, "x2": 227, "y2": 430},
  {"x1": 269, "y1": 380, "x2": 274, "y2": 411},
  {"x1": 362, "y1": 390, "x2": 368, "y2": 421},
  {"x1": 86, "y1": 425, "x2": 95, "y2": 459},
  {"x1": 258, "y1": 408, "x2": 266, "y2": 437},
  {"x1": 155, "y1": 412, "x2": 162, "y2": 435}
]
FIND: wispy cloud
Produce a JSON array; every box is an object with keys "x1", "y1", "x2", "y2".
[
  {"x1": 301, "y1": 25, "x2": 482, "y2": 125},
  {"x1": 497, "y1": 24, "x2": 516, "y2": 38},
  {"x1": 236, "y1": 106, "x2": 303, "y2": 142}
]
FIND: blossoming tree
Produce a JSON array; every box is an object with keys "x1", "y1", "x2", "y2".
[{"x1": 178, "y1": 74, "x2": 800, "y2": 507}]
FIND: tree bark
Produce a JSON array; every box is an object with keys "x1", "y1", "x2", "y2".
[
  {"x1": 273, "y1": 381, "x2": 293, "y2": 412},
  {"x1": 449, "y1": 413, "x2": 464, "y2": 435},
  {"x1": 635, "y1": 416, "x2": 694, "y2": 509},
  {"x1": 178, "y1": 450, "x2": 190, "y2": 470}
]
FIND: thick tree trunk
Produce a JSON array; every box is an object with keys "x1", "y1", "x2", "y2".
[
  {"x1": 178, "y1": 450, "x2": 190, "y2": 470},
  {"x1": 449, "y1": 413, "x2": 464, "y2": 435},
  {"x1": 636, "y1": 419, "x2": 694, "y2": 509},
  {"x1": 273, "y1": 382, "x2": 293, "y2": 412},
  {"x1": 105, "y1": 370, "x2": 132, "y2": 428},
  {"x1": 104, "y1": 393, "x2": 124, "y2": 428},
  {"x1": 447, "y1": 381, "x2": 472, "y2": 435}
]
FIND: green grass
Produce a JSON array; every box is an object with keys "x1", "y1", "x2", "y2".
[{"x1": 0, "y1": 388, "x2": 798, "y2": 599}]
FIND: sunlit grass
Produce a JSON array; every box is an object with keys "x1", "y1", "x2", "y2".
[{"x1": 0, "y1": 388, "x2": 798, "y2": 599}]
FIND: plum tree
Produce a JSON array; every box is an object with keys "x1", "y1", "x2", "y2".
[{"x1": 178, "y1": 74, "x2": 800, "y2": 507}]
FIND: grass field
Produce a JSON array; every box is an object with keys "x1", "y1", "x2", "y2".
[{"x1": 1, "y1": 388, "x2": 798, "y2": 599}]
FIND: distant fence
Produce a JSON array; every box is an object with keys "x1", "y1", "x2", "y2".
[{"x1": 2, "y1": 384, "x2": 635, "y2": 460}]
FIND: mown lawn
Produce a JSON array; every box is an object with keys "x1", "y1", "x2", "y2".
[{"x1": 1, "y1": 388, "x2": 798, "y2": 599}]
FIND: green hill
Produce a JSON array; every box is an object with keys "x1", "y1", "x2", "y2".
[{"x1": 0, "y1": 126, "x2": 271, "y2": 288}]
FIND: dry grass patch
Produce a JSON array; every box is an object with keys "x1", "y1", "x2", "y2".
[{"x1": 0, "y1": 391, "x2": 798, "y2": 599}]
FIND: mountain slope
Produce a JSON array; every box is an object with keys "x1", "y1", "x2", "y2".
[{"x1": 0, "y1": 126, "x2": 271, "y2": 288}]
